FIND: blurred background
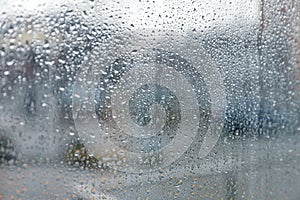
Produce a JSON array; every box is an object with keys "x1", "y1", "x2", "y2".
[{"x1": 0, "y1": 0, "x2": 299, "y2": 199}]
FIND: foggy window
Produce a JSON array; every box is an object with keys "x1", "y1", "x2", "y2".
[{"x1": 0, "y1": 0, "x2": 299, "y2": 199}]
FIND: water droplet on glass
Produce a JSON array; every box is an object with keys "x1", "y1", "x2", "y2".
[{"x1": 3, "y1": 71, "x2": 10, "y2": 75}]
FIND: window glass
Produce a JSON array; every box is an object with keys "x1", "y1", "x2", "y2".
[{"x1": 0, "y1": 0, "x2": 299, "y2": 199}]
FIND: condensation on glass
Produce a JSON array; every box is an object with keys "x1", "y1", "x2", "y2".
[{"x1": 0, "y1": 0, "x2": 299, "y2": 199}]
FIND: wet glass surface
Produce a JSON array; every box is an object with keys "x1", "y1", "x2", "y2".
[{"x1": 0, "y1": 0, "x2": 299, "y2": 199}]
